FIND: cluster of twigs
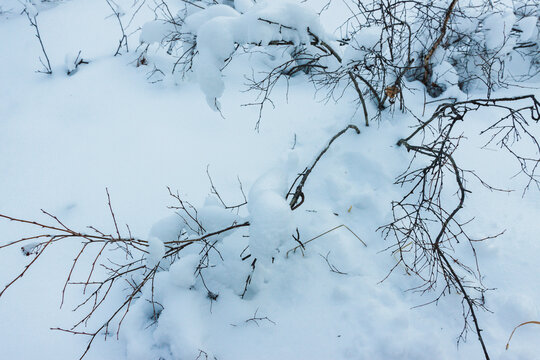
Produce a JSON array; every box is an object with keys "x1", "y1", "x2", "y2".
[
  {"x1": 0, "y1": 187, "x2": 247, "y2": 359},
  {"x1": 0, "y1": 189, "x2": 150, "y2": 358},
  {"x1": 143, "y1": 0, "x2": 412, "y2": 128},
  {"x1": 67, "y1": 50, "x2": 89, "y2": 75},
  {"x1": 380, "y1": 95, "x2": 540, "y2": 360},
  {"x1": 7, "y1": 2, "x2": 540, "y2": 357},
  {"x1": 0, "y1": 121, "x2": 365, "y2": 358},
  {"x1": 130, "y1": 0, "x2": 540, "y2": 136},
  {"x1": 161, "y1": 0, "x2": 540, "y2": 129},
  {"x1": 1, "y1": 92, "x2": 539, "y2": 359}
]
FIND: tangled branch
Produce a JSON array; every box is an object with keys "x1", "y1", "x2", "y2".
[{"x1": 380, "y1": 95, "x2": 540, "y2": 359}]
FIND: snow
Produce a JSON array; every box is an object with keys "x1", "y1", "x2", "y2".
[
  {"x1": 483, "y1": 10, "x2": 516, "y2": 51},
  {"x1": 517, "y1": 16, "x2": 538, "y2": 42},
  {"x1": 431, "y1": 60, "x2": 459, "y2": 88},
  {"x1": 1, "y1": 0, "x2": 540, "y2": 360},
  {"x1": 183, "y1": 4, "x2": 241, "y2": 32},
  {"x1": 343, "y1": 25, "x2": 382, "y2": 64},
  {"x1": 147, "y1": 237, "x2": 165, "y2": 268},
  {"x1": 234, "y1": 0, "x2": 254, "y2": 13},
  {"x1": 248, "y1": 166, "x2": 294, "y2": 264},
  {"x1": 139, "y1": 20, "x2": 176, "y2": 44},
  {"x1": 195, "y1": 14, "x2": 239, "y2": 110},
  {"x1": 196, "y1": 196, "x2": 241, "y2": 233},
  {"x1": 453, "y1": 16, "x2": 478, "y2": 34},
  {"x1": 25, "y1": 2, "x2": 39, "y2": 18},
  {"x1": 168, "y1": 254, "x2": 199, "y2": 288},
  {"x1": 180, "y1": 0, "x2": 328, "y2": 110},
  {"x1": 21, "y1": 242, "x2": 40, "y2": 256}
]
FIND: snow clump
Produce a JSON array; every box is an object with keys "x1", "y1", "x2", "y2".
[
  {"x1": 248, "y1": 165, "x2": 294, "y2": 265},
  {"x1": 147, "y1": 236, "x2": 165, "y2": 269}
]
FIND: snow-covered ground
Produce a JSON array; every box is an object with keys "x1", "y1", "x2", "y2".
[{"x1": 1, "y1": 1, "x2": 540, "y2": 359}]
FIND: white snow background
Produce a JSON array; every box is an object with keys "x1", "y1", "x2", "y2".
[{"x1": 1, "y1": 0, "x2": 540, "y2": 359}]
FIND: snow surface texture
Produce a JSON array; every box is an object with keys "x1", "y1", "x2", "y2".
[{"x1": 1, "y1": 0, "x2": 540, "y2": 360}]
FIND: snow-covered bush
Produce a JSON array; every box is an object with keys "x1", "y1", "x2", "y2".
[
  {"x1": 137, "y1": 0, "x2": 539, "y2": 118},
  {"x1": 334, "y1": 0, "x2": 540, "y2": 99},
  {"x1": 1, "y1": 1, "x2": 540, "y2": 359},
  {"x1": 3, "y1": 97, "x2": 540, "y2": 359},
  {"x1": 139, "y1": 0, "x2": 331, "y2": 116}
]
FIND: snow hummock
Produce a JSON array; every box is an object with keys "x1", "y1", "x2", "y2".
[
  {"x1": 247, "y1": 165, "x2": 293, "y2": 264},
  {"x1": 182, "y1": 4, "x2": 241, "y2": 33},
  {"x1": 168, "y1": 254, "x2": 199, "y2": 288},
  {"x1": 195, "y1": 13, "x2": 239, "y2": 110},
  {"x1": 431, "y1": 60, "x2": 459, "y2": 89},
  {"x1": 197, "y1": 196, "x2": 241, "y2": 233}
]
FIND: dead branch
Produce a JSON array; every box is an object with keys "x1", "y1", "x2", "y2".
[
  {"x1": 381, "y1": 94, "x2": 540, "y2": 360},
  {"x1": 423, "y1": 0, "x2": 459, "y2": 84},
  {"x1": 206, "y1": 166, "x2": 247, "y2": 211},
  {"x1": 320, "y1": 251, "x2": 348, "y2": 275},
  {"x1": 105, "y1": 0, "x2": 128, "y2": 56},
  {"x1": 24, "y1": 9, "x2": 52, "y2": 74},
  {"x1": 286, "y1": 224, "x2": 366, "y2": 258},
  {"x1": 288, "y1": 124, "x2": 360, "y2": 210},
  {"x1": 0, "y1": 187, "x2": 253, "y2": 359}
]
